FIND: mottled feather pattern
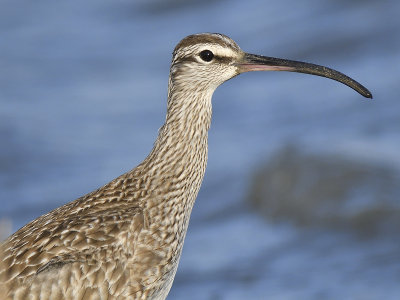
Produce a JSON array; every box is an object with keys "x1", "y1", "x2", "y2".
[
  {"x1": 0, "y1": 29, "x2": 374, "y2": 299},
  {"x1": 1, "y1": 33, "x2": 242, "y2": 300}
]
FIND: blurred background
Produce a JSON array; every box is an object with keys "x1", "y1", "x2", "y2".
[{"x1": 1, "y1": 0, "x2": 399, "y2": 299}]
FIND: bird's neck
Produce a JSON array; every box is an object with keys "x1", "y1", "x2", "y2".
[{"x1": 141, "y1": 79, "x2": 214, "y2": 215}]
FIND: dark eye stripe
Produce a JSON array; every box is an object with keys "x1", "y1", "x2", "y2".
[
  {"x1": 214, "y1": 56, "x2": 233, "y2": 64},
  {"x1": 173, "y1": 52, "x2": 234, "y2": 65}
]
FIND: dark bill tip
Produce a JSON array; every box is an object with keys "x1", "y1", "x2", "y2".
[{"x1": 239, "y1": 53, "x2": 373, "y2": 99}]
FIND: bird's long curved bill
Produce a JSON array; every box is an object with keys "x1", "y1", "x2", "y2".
[{"x1": 237, "y1": 53, "x2": 372, "y2": 98}]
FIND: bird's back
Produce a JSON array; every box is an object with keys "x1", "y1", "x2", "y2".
[{"x1": 0, "y1": 167, "x2": 179, "y2": 300}]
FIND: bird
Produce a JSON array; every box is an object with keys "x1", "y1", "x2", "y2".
[{"x1": 0, "y1": 33, "x2": 372, "y2": 300}]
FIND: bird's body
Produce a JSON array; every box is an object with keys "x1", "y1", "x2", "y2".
[{"x1": 0, "y1": 33, "x2": 371, "y2": 299}]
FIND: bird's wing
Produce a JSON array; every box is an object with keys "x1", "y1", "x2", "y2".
[{"x1": 0, "y1": 205, "x2": 145, "y2": 297}]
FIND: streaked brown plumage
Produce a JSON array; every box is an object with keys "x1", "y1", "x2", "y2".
[{"x1": 0, "y1": 33, "x2": 371, "y2": 300}]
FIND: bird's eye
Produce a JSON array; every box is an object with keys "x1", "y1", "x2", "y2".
[{"x1": 199, "y1": 50, "x2": 214, "y2": 62}]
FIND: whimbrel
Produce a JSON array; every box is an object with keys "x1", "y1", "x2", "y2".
[{"x1": 0, "y1": 33, "x2": 371, "y2": 299}]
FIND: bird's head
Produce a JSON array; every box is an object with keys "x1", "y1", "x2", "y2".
[
  {"x1": 171, "y1": 33, "x2": 243, "y2": 91},
  {"x1": 170, "y1": 33, "x2": 372, "y2": 98}
]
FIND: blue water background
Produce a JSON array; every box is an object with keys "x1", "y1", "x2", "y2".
[{"x1": 1, "y1": 0, "x2": 399, "y2": 299}]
